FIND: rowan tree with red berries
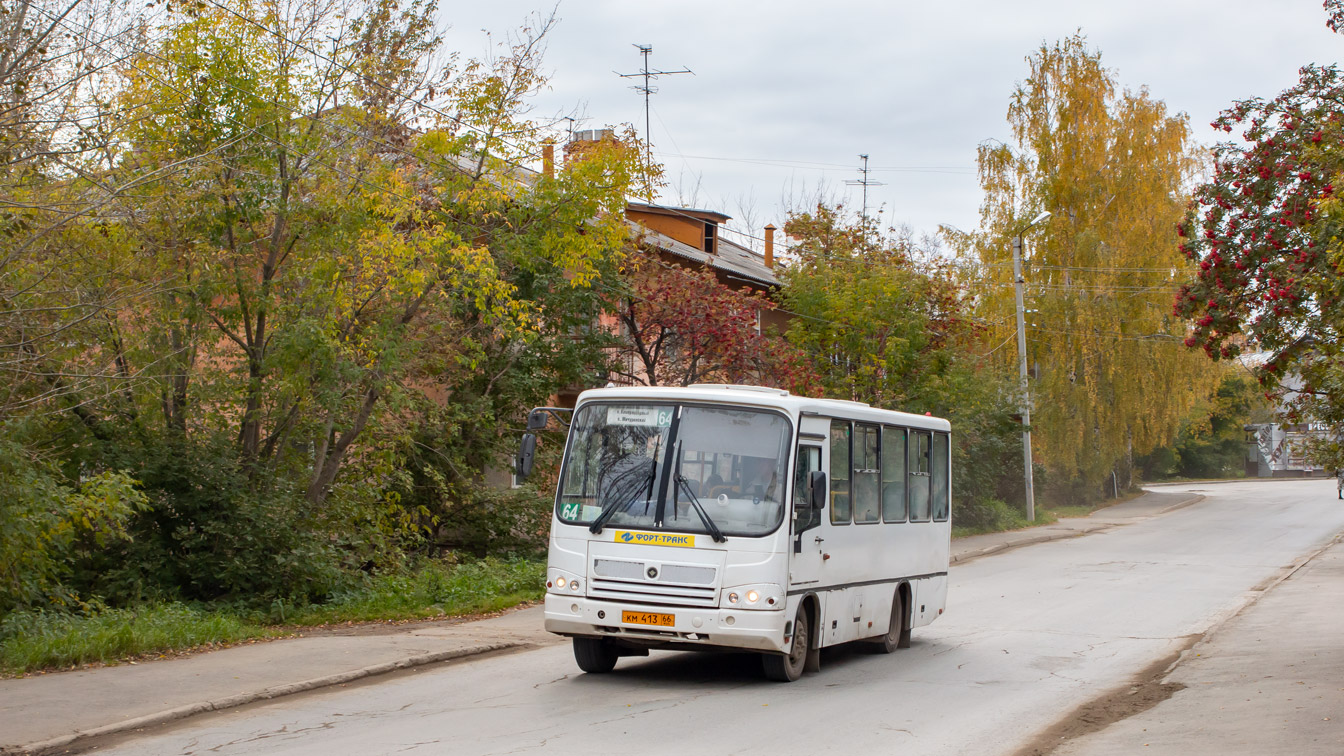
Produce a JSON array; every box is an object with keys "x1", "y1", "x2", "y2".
[{"x1": 1176, "y1": 3, "x2": 1344, "y2": 467}]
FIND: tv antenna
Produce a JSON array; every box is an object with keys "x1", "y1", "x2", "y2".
[
  {"x1": 617, "y1": 44, "x2": 692, "y2": 200},
  {"x1": 844, "y1": 154, "x2": 885, "y2": 225}
]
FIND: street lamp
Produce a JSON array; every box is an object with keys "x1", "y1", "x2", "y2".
[{"x1": 1012, "y1": 211, "x2": 1050, "y2": 521}]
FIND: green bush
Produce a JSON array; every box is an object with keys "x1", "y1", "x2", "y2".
[
  {"x1": 75, "y1": 434, "x2": 351, "y2": 608},
  {"x1": 953, "y1": 497, "x2": 1032, "y2": 535},
  {"x1": 0, "y1": 431, "x2": 147, "y2": 614},
  {"x1": 432, "y1": 487, "x2": 552, "y2": 558}
]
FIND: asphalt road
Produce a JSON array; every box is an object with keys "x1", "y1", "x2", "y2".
[{"x1": 90, "y1": 479, "x2": 1344, "y2": 756}]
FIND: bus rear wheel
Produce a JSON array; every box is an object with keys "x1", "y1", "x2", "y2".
[
  {"x1": 573, "y1": 637, "x2": 618, "y2": 673},
  {"x1": 762, "y1": 608, "x2": 809, "y2": 682},
  {"x1": 872, "y1": 591, "x2": 906, "y2": 654}
]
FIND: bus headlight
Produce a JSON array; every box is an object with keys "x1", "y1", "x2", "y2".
[
  {"x1": 548, "y1": 570, "x2": 583, "y2": 595},
  {"x1": 720, "y1": 584, "x2": 782, "y2": 610}
]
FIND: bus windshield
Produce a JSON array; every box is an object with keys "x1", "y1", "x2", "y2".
[{"x1": 557, "y1": 403, "x2": 792, "y2": 538}]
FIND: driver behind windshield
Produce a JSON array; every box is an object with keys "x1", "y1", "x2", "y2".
[{"x1": 741, "y1": 456, "x2": 780, "y2": 502}]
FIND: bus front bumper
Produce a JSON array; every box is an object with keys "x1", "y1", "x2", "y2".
[{"x1": 543, "y1": 594, "x2": 788, "y2": 653}]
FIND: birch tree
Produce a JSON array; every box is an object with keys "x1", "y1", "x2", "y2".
[{"x1": 968, "y1": 35, "x2": 1216, "y2": 494}]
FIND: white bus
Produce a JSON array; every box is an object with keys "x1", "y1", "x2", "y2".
[{"x1": 517, "y1": 384, "x2": 951, "y2": 682}]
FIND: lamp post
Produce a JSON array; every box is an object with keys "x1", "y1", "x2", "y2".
[{"x1": 1012, "y1": 211, "x2": 1050, "y2": 522}]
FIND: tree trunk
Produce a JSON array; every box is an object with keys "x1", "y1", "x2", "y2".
[{"x1": 305, "y1": 386, "x2": 379, "y2": 505}]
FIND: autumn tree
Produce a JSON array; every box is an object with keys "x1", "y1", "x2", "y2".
[
  {"x1": 611, "y1": 253, "x2": 813, "y2": 390},
  {"x1": 0, "y1": 0, "x2": 149, "y2": 415},
  {"x1": 0, "y1": 0, "x2": 643, "y2": 606},
  {"x1": 781, "y1": 203, "x2": 1026, "y2": 519},
  {"x1": 1137, "y1": 369, "x2": 1272, "y2": 479},
  {"x1": 1176, "y1": 5, "x2": 1344, "y2": 470},
  {"x1": 782, "y1": 205, "x2": 965, "y2": 405},
  {"x1": 968, "y1": 35, "x2": 1217, "y2": 497}
]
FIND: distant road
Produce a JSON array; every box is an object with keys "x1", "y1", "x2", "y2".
[{"x1": 93, "y1": 480, "x2": 1344, "y2": 756}]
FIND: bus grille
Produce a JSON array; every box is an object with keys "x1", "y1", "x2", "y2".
[{"x1": 589, "y1": 559, "x2": 718, "y2": 607}]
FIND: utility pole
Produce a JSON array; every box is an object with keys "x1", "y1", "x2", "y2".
[
  {"x1": 617, "y1": 45, "x2": 692, "y2": 201},
  {"x1": 844, "y1": 154, "x2": 885, "y2": 227},
  {"x1": 1012, "y1": 211, "x2": 1050, "y2": 522}
]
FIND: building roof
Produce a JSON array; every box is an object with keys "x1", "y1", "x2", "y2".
[
  {"x1": 626, "y1": 202, "x2": 732, "y2": 224},
  {"x1": 631, "y1": 223, "x2": 778, "y2": 288}
]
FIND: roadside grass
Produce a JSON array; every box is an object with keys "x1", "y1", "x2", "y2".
[
  {"x1": 951, "y1": 497, "x2": 1055, "y2": 539},
  {"x1": 0, "y1": 604, "x2": 273, "y2": 675},
  {"x1": 1, "y1": 557, "x2": 546, "y2": 676},
  {"x1": 952, "y1": 487, "x2": 1154, "y2": 539},
  {"x1": 952, "y1": 511, "x2": 1056, "y2": 539},
  {"x1": 280, "y1": 557, "x2": 545, "y2": 626}
]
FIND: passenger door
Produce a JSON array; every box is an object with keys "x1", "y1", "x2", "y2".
[{"x1": 788, "y1": 440, "x2": 826, "y2": 590}]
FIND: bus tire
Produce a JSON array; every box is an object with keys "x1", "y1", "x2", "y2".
[
  {"x1": 573, "y1": 637, "x2": 618, "y2": 673},
  {"x1": 872, "y1": 591, "x2": 905, "y2": 654},
  {"x1": 762, "y1": 607, "x2": 809, "y2": 682}
]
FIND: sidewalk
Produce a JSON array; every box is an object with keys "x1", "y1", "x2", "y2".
[
  {"x1": 1055, "y1": 532, "x2": 1344, "y2": 756},
  {"x1": 0, "y1": 489, "x2": 1201, "y2": 755}
]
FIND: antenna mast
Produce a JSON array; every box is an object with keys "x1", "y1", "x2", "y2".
[
  {"x1": 844, "y1": 154, "x2": 885, "y2": 226},
  {"x1": 617, "y1": 44, "x2": 692, "y2": 201}
]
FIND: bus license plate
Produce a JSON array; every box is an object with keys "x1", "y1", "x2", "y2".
[{"x1": 622, "y1": 611, "x2": 674, "y2": 627}]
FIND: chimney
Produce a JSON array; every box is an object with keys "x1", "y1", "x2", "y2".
[
  {"x1": 542, "y1": 140, "x2": 554, "y2": 179},
  {"x1": 564, "y1": 129, "x2": 615, "y2": 167},
  {"x1": 764, "y1": 224, "x2": 776, "y2": 268}
]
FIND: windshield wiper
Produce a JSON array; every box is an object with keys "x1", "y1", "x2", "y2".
[
  {"x1": 675, "y1": 474, "x2": 726, "y2": 543},
  {"x1": 590, "y1": 459, "x2": 656, "y2": 535},
  {"x1": 671, "y1": 442, "x2": 726, "y2": 542}
]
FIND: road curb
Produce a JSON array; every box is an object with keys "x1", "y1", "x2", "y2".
[
  {"x1": 3, "y1": 641, "x2": 521, "y2": 756},
  {"x1": 1157, "y1": 493, "x2": 1204, "y2": 515},
  {"x1": 950, "y1": 492, "x2": 1207, "y2": 566},
  {"x1": 951, "y1": 531, "x2": 1089, "y2": 564}
]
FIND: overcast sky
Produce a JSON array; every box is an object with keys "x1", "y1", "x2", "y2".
[{"x1": 436, "y1": 1, "x2": 1342, "y2": 249}]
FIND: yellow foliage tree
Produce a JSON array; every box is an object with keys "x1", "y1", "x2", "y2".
[{"x1": 966, "y1": 34, "x2": 1218, "y2": 494}]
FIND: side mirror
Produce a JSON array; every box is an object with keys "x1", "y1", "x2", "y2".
[
  {"x1": 808, "y1": 470, "x2": 827, "y2": 510},
  {"x1": 515, "y1": 433, "x2": 537, "y2": 481},
  {"x1": 527, "y1": 410, "x2": 550, "y2": 431}
]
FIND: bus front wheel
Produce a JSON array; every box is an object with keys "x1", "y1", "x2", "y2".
[
  {"x1": 573, "y1": 637, "x2": 618, "y2": 673},
  {"x1": 762, "y1": 608, "x2": 809, "y2": 682}
]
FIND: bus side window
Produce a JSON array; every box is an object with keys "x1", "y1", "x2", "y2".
[
  {"x1": 882, "y1": 426, "x2": 907, "y2": 522},
  {"x1": 853, "y1": 424, "x2": 880, "y2": 523},
  {"x1": 908, "y1": 430, "x2": 931, "y2": 521},
  {"x1": 932, "y1": 432, "x2": 950, "y2": 521},
  {"x1": 830, "y1": 422, "x2": 852, "y2": 524},
  {"x1": 793, "y1": 445, "x2": 822, "y2": 533}
]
